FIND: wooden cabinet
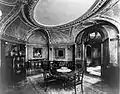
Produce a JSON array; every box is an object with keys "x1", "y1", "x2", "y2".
[{"x1": 5, "y1": 56, "x2": 26, "y2": 84}]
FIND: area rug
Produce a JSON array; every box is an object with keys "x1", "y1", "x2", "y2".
[
  {"x1": 27, "y1": 74, "x2": 109, "y2": 94},
  {"x1": 2, "y1": 74, "x2": 117, "y2": 94}
]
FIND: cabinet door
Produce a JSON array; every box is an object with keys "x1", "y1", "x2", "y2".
[{"x1": 5, "y1": 56, "x2": 14, "y2": 84}]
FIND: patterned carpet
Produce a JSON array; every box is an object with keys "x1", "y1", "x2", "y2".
[{"x1": 0, "y1": 74, "x2": 118, "y2": 94}]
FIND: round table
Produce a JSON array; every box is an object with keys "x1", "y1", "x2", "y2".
[
  {"x1": 56, "y1": 67, "x2": 72, "y2": 89},
  {"x1": 57, "y1": 68, "x2": 72, "y2": 73}
]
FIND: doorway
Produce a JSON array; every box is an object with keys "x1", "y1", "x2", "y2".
[
  {"x1": 84, "y1": 31, "x2": 102, "y2": 76},
  {"x1": 86, "y1": 42, "x2": 102, "y2": 76},
  {"x1": 75, "y1": 25, "x2": 105, "y2": 77}
]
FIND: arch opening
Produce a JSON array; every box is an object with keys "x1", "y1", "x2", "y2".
[{"x1": 75, "y1": 21, "x2": 119, "y2": 78}]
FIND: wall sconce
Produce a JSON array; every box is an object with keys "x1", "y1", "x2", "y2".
[{"x1": 5, "y1": 41, "x2": 8, "y2": 45}]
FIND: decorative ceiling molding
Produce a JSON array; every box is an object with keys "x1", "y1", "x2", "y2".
[
  {"x1": 73, "y1": 15, "x2": 120, "y2": 43},
  {"x1": 0, "y1": 0, "x2": 17, "y2": 6},
  {"x1": 47, "y1": 28, "x2": 74, "y2": 44},
  {"x1": 1, "y1": 0, "x2": 120, "y2": 45},
  {"x1": 92, "y1": 15, "x2": 120, "y2": 33},
  {"x1": 71, "y1": 0, "x2": 120, "y2": 41},
  {"x1": 22, "y1": 0, "x2": 111, "y2": 30},
  {"x1": 0, "y1": 0, "x2": 24, "y2": 35},
  {"x1": 27, "y1": 30, "x2": 48, "y2": 45},
  {"x1": 21, "y1": 1, "x2": 38, "y2": 28},
  {"x1": 75, "y1": 24, "x2": 109, "y2": 44},
  {"x1": 97, "y1": 0, "x2": 120, "y2": 15},
  {"x1": 0, "y1": 3, "x2": 14, "y2": 21},
  {"x1": 4, "y1": 16, "x2": 33, "y2": 41},
  {"x1": 33, "y1": 0, "x2": 96, "y2": 26}
]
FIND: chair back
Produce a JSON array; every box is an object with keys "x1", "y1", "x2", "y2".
[
  {"x1": 41, "y1": 61, "x2": 50, "y2": 71},
  {"x1": 67, "y1": 61, "x2": 75, "y2": 70}
]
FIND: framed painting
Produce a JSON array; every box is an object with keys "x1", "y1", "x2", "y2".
[
  {"x1": 33, "y1": 48, "x2": 42, "y2": 58},
  {"x1": 55, "y1": 48, "x2": 65, "y2": 59}
]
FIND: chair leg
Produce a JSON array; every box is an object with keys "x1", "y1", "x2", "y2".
[
  {"x1": 44, "y1": 81, "x2": 47, "y2": 92},
  {"x1": 74, "y1": 81, "x2": 77, "y2": 94},
  {"x1": 81, "y1": 83, "x2": 83, "y2": 94},
  {"x1": 44, "y1": 86, "x2": 47, "y2": 92}
]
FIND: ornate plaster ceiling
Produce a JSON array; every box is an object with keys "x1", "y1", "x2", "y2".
[
  {"x1": 33, "y1": 0, "x2": 96, "y2": 27},
  {"x1": 25, "y1": 0, "x2": 111, "y2": 29}
]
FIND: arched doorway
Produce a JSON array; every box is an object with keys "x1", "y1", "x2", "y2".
[
  {"x1": 75, "y1": 20, "x2": 119, "y2": 78},
  {"x1": 82, "y1": 28, "x2": 103, "y2": 76},
  {"x1": 76, "y1": 25, "x2": 105, "y2": 77},
  {"x1": 75, "y1": 21, "x2": 119, "y2": 89}
]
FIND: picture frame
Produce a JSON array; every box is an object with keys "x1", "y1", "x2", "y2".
[
  {"x1": 55, "y1": 48, "x2": 65, "y2": 59},
  {"x1": 33, "y1": 48, "x2": 42, "y2": 58}
]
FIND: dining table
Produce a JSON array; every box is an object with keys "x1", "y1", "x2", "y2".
[
  {"x1": 57, "y1": 67, "x2": 72, "y2": 73},
  {"x1": 56, "y1": 67, "x2": 73, "y2": 89}
]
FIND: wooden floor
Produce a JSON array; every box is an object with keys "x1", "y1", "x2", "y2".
[{"x1": 0, "y1": 73, "x2": 119, "y2": 94}]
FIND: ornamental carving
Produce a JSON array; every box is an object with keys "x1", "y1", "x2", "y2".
[{"x1": 22, "y1": 0, "x2": 109, "y2": 29}]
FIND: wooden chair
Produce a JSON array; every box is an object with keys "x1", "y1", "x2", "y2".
[
  {"x1": 41, "y1": 61, "x2": 58, "y2": 91},
  {"x1": 66, "y1": 64, "x2": 84, "y2": 94}
]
